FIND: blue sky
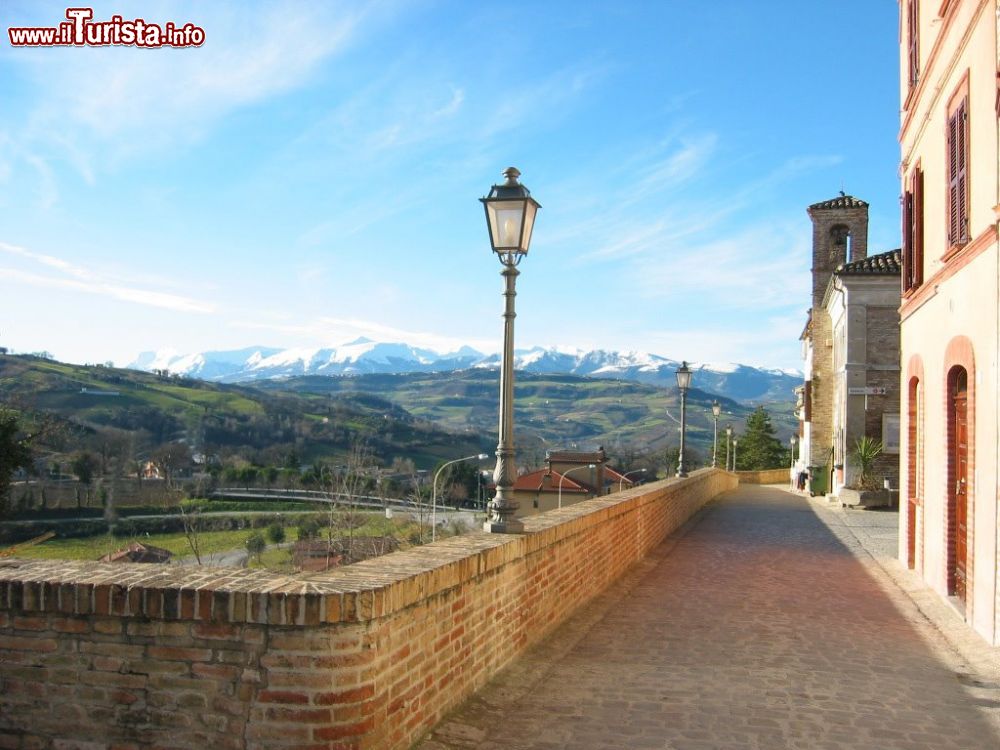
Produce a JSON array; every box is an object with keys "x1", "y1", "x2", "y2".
[{"x1": 0, "y1": 1, "x2": 901, "y2": 371}]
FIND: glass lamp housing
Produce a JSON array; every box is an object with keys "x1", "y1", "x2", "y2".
[
  {"x1": 675, "y1": 361, "x2": 693, "y2": 391},
  {"x1": 481, "y1": 167, "x2": 541, "y2": 256}
]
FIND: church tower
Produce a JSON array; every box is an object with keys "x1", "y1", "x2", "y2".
[
  {"x1": 801, "y1": 194, "x2": 869, "y2": 474},
  {"x1": 807, "y1": 194, "x2": 869, "y2": 308}
]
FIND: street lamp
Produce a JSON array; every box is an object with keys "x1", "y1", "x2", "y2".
[
  {"x1": 675, "y1": 361, "x2": 692, "y2": 477},
  {"x1": 789, "y1": 436, "x2": 797, "y2": 489},
  {"x1": 725, "y1": 425, "x2": 733, "y2": 471},
  {"x1": 432, "y1": 453, "x2": 489, "y2": 542},
  {"x1": 481, "y1": 167, "x2": 540, "y2": 534},
  {"x1": 619, "y1": 468, "x2": 647, "y2": 492},
  {"x1": 732, "y1": 438, "x2": 739, "y2": 472},
  {"x1": 558, "y1": 464, "x2": 596, "y2": 509},
  {"x1": 711, "y1": 401, "x2": 722, "y2": 468}
]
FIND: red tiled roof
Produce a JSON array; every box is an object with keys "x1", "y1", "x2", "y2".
[
  {"x1": 98, "y1": 542, "x2": 172, "y2": 564},
  {"x1": 513, "y1": 468, "x2": 588, "y2": 493}
]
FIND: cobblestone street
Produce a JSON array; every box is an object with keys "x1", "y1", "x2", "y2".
[{"x1": 419, "y1": 485, "x2": 1000, "y2": 750}]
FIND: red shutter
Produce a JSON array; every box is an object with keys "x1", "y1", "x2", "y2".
[
  {"x1": 903, "y1": 188, "x2": 914, "y2": 292},
  {"x1": 947, "y1": 107, "x2": 961, "y2": 245},
  {"x1": 956, "y1": 100, "x2": 968, "y2": 245},
  {"x1": 908, "y1": 1, "x2": 919, "y2": 89},
  {"x1": 914, "y1": 167, "x2": 924, "y2": 285}
]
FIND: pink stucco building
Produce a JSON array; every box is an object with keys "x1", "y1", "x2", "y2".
[{"x1": 898, "y1": 0, "x2": 1000, "y2": 644}]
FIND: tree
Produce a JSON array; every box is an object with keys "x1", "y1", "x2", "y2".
[
  {"x1": 71, "y1": 450, "x2": 100, "y2": 507},
  {"x1": 0, "y1": 408, "x2": 34, "y2": 513},
  {"x1": 179, "y1": 500, "x2": 204, "y2": 565},
  {"x1": 152, "y1": 442, "x2": 192, "y2": 488},
  {"x1": 267, "y1": 522, "x2": 286, "y2": 544},
  {"x1": 734, "y1": 407, "x2": 785, "y2": 470},
  {"x1": 245, "y1": 531, "x2": 266, "y2": 564}
]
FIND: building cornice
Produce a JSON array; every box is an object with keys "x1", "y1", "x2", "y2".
[{"x1": 900, "y1": 224, "x2": 998, "y2": 321}]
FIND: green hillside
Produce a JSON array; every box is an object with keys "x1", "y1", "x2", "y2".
[
  {"x1": 0, "y1": 354, "x2": 488, "y2": 471},
  {"x1": 252, "y1": 370, "x2": 797, "y2": 463}
]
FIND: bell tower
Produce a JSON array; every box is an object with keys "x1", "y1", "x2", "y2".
[{"x1": 807, "y1": 194, "x2": 869, "y2": 308}]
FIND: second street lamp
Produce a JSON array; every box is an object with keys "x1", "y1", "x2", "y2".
[
  {"x1": 432, "y1": 453, "x2": 489, "y2": 542},
  {"x1": 725, "y1": 424, "x2": 733, "y2": 471},
  {"x1": 789, "y1": 436, "x2": 797, "y2": 489},
  {"x1": 675, "y1": 361, "x2": 692, "y2": 477},
  {"x1": 558, "y1": 464, "x2": 596, "y2": 509},
  {"x1": 733, "y1": 438, "x2": 739, "y2": 472},
  {"x1": 711, "y1": 401, "x2": 722, "y2": 468},
  {"x1": 619, "y1": 468, "x2": 647, "y2": 492},
  {"x1": 481, "y1": 167, "x2": 540, "y2": 534}
]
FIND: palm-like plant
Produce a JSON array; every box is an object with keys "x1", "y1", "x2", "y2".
[{"x1": 852, "y1": 436, "x2": 883, "y2": 490}]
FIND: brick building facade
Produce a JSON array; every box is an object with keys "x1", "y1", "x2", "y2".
[{"x1": 795, "y1": 196, "x2": 901, "y2": 498}]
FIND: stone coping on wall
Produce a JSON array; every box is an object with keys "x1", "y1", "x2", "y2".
[{"x1": 0, "y1": 470, "x2": 718, "y2": 628}]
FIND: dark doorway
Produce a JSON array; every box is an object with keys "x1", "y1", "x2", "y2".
[{"x1": 947, "y1": 367, "x2": 969, "y2": 602}]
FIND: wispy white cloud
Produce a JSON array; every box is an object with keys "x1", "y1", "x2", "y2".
[
  {"x1": 5, "y1": 1, "x2": 376, "y2": 182},
  {"x1": 629, "y1": 220, "x2": 811, "y2": 309},
  {"x1": 0, "y1": 241, "x2": 214, "y2": 313}
]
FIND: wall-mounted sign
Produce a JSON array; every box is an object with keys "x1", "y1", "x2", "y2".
[{"x1": 848, "y1": 386, "x2": 887, "y2": 396}]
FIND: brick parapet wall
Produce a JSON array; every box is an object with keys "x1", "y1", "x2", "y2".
[
  {"x1": 735, "y1": 468, "x2": 791, "y2": 485},
  {"x1": 0, "y1": 468, "x2": 736, "y2": 750}
]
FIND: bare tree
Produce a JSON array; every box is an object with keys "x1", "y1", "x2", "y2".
[
  {"x1": 179, "y1": 501, "x2": 203, "y2": 565},
  {"x1": 320, "y1": 442, "x2": 377, "y2": 569}
]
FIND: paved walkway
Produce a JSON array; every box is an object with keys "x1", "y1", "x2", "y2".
[{"x1": 418, "y1": 485, "x2": 1000, "y2": 750}]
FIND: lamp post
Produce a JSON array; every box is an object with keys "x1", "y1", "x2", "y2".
[
  {"x1": 711, "y1": 401, "x2": 722, "y2": 468},
  {"x1": 725, "y1": 425, "x2": 733, "y2": 471},
  {"x1": 558, "y1": 464, "x2": 596, "y2": 509},
  {"x1": 789, "y1": 436, "x2": 797, "y2": 490},
  {"x1": 619, "y1": 468, "x2": 647, "y2": 492},
  {"x1": 675, "y1": 361, "x2": 692, "y2": 477},
  {"x1": 481, "y1": 167, "x2": 540, "y2": 534},
  {"x1": 732, "y1": 438, "x2": 739, "y2": 472},
  {"x1": 432, "y1": 453, "x2": 489, "y2": 542}
]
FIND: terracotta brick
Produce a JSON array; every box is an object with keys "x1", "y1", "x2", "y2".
[
  {"x1": 258, "y1": 690, "x2": 310, "y2": 704},
  {"x1": 146, "y1": 645, "x2": 212, "y2": 662},
  {"x1": 315, "y1": 685, "x2": 375, "y2": 706},
  {"x1": 313, "y1": 716, "x2": 375, "y2": 741},
  {"x1": 52, "y1": 617, "x2": 89, "y2": 635},
  {"x1": 192, "y1": 663, "x2": 240, "y2": 681},
  {"x1": 263, "y1": 706, "x2": 332, "y2": 723},
  {"x1": 0, "y1": 635, "x2": 58, "y2": 653}
]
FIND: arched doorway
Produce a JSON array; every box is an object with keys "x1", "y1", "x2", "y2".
[
  {"x1": 906, "y1": 375, "x2": 920, "y2": 570},
  {"x1": 947, "y1": 367, "x2": 969, "y2": 601}
]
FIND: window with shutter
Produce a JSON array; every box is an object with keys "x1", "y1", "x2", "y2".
[
  {"x1": 903, "y1": 189, "x2": 913, "y2": 292},
  {"x1": 904, "y1": 166, "x2": 925, "y2": 293},
  {"x1": 946, "y1": 96, "x2": 969, "y2": 249},
  {"x1": 907, "y1": 0, "x2": 919, "y2": 91},
  {"x1": 913, "y1": 167, "x2": 924, "y2": 285}
]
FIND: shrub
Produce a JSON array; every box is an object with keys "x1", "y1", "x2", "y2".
[
  {"x1": 298, "y1": 517, "x2": 321, "y2": 540},
  {"x1": 245, "y1": 531, "x2": 266, "y2": 563},
  {"x1": 851, "y1": 436, "x2": 884, "y2": 490},
  {"x1": 266, "y1": 522, "x2": 285, "y2": 544}
]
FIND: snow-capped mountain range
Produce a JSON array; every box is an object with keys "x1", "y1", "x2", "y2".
[{"x1": 127, "y1": 339, "x2": 801, "y2": 404}]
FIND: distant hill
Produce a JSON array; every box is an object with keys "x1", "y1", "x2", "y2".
[
  {"x1": 0, "y1": 354, "x2": 797, "y2": 479},
  {"x1": 251, "y1": 370, "x2": 798, "y2": 461},
  {"x1": 127, "y1": 339, "x2": 801, "y2": 404},
  {"x1": 0, "y1": 354, "x2": 488, "y2": 470}
]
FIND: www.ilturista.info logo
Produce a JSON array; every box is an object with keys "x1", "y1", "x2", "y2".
[{"x1": 8, "y1": 7, "x2": 205, "y2": 48}]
